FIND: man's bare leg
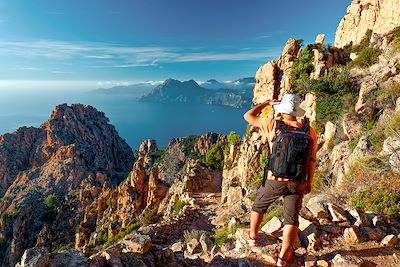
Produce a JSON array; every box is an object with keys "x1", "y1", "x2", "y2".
[
  {"x1": 250, "y1": 211, "x2": 264, "y2": 239},
  {"x1": 279, "y1": 224, "x2": 298, "y2": 260}
]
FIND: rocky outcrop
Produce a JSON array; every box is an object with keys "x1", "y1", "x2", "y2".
[
  {"x1": 335, "y1": 0, "x2": 400, "y2": 48},
  {"x1": 0, "y1": 104, "x2": 133, "y2": 267},
  {"x1": 194, "y1": 133, "x2": 226, "y2": 156},
  {"x1": 253, "y1": 39, "x2": 301, "y2": 104}
]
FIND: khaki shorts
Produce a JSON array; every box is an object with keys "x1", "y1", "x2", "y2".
[{"x1": 252, "y1": 179, "x2": 305, "y2": 226}]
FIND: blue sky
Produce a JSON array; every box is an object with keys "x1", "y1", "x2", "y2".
[{"x1": 0, "y1": 0, "x2": 351, "y2": 87}]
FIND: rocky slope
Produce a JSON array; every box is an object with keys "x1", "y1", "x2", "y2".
[
  {"x1": 335, "y1": 0, "x2": 400, "y2": 47},
  {"x1": 0, "y1": 104, "x2": 134, "y2": 266},
  {"x1": 6, "y1": 1, "x2": 400, "y2": 266}
]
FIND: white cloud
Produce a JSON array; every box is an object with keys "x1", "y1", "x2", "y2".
[{"x1": 0, "y1": 40, "x2": 280, "y2": 68}]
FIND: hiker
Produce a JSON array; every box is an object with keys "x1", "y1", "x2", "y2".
[{"x1": 241, "y1": 94, "x2": 318, "y2": 267}]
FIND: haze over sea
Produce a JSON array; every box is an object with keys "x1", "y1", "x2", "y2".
[{"x1": 0, "y1": 84, "x2": 249, "y2": 149}]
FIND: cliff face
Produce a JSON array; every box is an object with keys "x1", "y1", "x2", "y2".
[
  {"x1": 335, "y1": 0, "x2": 400, "y2": 48},
  {"x1": 0, "y1": 104, "x2": 133, "y2": 267}
]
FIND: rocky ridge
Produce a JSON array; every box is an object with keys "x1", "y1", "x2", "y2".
[
  {"x1": 0, "y1": 104, "x2": 134, "y2": 266},
  {"x1": 335, "y1": 0, "x2": 400, "y2": 48}
]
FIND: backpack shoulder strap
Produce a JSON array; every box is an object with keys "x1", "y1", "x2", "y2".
[
  {"x1": 275, "y1": 119, "x2": 288, "y2": 133},
  {"x1": 300, "y1": 117, "x2": 310, "y2": 133}
]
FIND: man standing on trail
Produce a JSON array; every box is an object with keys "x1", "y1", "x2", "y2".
[{"x1": 241, "y1": 94, "x2": 318, "y2": 267}]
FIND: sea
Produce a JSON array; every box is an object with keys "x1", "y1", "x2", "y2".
[{"x1": 0, "y1": 86, "x2": 250, "y2": 150}]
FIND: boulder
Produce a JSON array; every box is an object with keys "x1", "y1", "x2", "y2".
[
  {"x1": 348, "y1": 209, "x2": 370, "y2": 227},
  {"x1": 121, "y1": 233, "x2": 152, "y2": 254},
  {"x1": 344, "y1": 227, "x2": 363, "y2": 244},
  {"x1": 261, "y1": 217, "x2": 282, "y2": 235},
  {"x1": 327, "y1": 203, "x2": 348, "y2": 223},
  {"x1": 381, "y1": 234, "x2": 399, "y2": 247},
  {"x1": 332, "y1": 253, "x2": 364, "y2": 267},
  {"x1": 17, "y1": 247, "x2": 50, "y2": 267}
]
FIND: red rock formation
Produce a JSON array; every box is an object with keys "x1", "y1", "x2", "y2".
[{"x1": 0, "y1": 104, "x2": 133, "y2": 266}]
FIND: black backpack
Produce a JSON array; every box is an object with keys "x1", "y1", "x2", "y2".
[{"x1": 267, "y1": 119, "x2": 313, "y2": 181}]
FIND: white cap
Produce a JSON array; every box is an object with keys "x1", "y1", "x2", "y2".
[{"x1": 273, "y1": 94, "x2": 305, "y2": 117}]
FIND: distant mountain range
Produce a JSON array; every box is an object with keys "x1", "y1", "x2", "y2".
[
  {"x1": 140, "y1": 78, "x2": 254, "y2": 108},
  {"x1": 91, "y1": 78, "x2": 255, "y2": 108}
]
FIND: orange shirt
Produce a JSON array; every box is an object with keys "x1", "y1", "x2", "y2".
[{"x1": 260, "y1": 116, "x2": 318, "y2": 181}]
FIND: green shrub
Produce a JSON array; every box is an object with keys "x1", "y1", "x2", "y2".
[
  {"x1": 311, "y1": 171, "x2": 331, "y2": 194},
  {"x1": 97, "y1": 227, "x2": 108, "y2": 244},
  {"x1": 316, "y1": 95, "x2": 343, "y2": 122},
  {"x1": 103, "y1": 222, "x2": 141, "y2": 248},
  {"x1": 291, "y1": 44, "x2": 315, "y2": 88},
  {"x1": 183, "y1": 229, "x2": 203, "y2": 243},
  {"x1": 227, "y1": 131, "x2": 240, "y2": 147},
  {"x1": 205, "y1": 142, "x2": 226, "y2": 170},
  {"x1": 173, "y1": 200, "x2": 188, "y2": 214},
  {"x1": 150, "y1": 150, "x2": 166, "y2": 163},
  {"x1": 261, "y1": 207, "x2": 283, "y2": 227},
  {"x1": 384, "y1": 113, "x2": 400, "y2": 137},
  {"x1": 52, "y1": 243, "x2": 72, "y2": 253},
  {"x1": 252, "y1": 149, "x2": 269, "y2": 187},
  {"x1": 142, "y1": 206, "x2": 162, "y2": 226},
  {"x1": 349, "y1": 29, "x2": 381, "y2": 68},
  {"x1": 308, "y1": 66, "x2": 353, "y2": 96},
  {"x1": 351, "y1": 47, "x2": 381, "y2": 68},
  {"x1": 351, "y1": 188, "x2": 400, "y2": 220},
  {"x1": 44, "y1": 194, "x2": 61, "y2": 219},
  {"x1": 212, "y1": 225, "x2": 240, "y2": 247},
  {"x1": 391, "y1": 26, "x2": 400, "y2": 51},
  {"x1": 352, "y1": 29, "x2": 373, "y2": 53}
]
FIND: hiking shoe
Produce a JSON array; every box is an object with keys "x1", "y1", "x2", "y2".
[{"x1": 239, "y1": 228, "x2": 259, "y2": 247}]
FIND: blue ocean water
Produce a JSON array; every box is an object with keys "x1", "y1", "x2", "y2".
[{"x1": 0, "y1": 89, "x2": 250, "y2": 149}]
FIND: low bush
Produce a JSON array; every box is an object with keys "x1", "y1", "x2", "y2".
[
  {"x1": 316, "y1": 95, "x2": 343, "y2": 122},
  {"x1": 291, "y1": 44, "x2": 315, "y2": 88},
  {"x1": 227, "y1": 131, "x2": 240, "y2": 147},
  {"x1": 391, "y1": 26, "x2": 400, "y2": 51},
  {"x1": 252, "y1": 149, "x2": 269, "y2": 187},
  {"x1": 142, "y1": 206, "x2": 162, "y2": 226},
  {"x1": 349, "y1": 29, "x2": 381, "y2": 68},
  {"x1": 351, "y1": 188, "x2": 400, "y2": 220},
  {"x1": 212, "y1": 224, "x2": 241, "y2": 247},
  {"x1": 311, "y1": 170, "x2": 331, "y2": 194},
  {"x1": 205, "y1": 142, "x2": 226, "y2": 170},
  {"x1": 173, "y1": 200, "x2": 188, "y2": 214},
  {"x1": 103, "y1": 221, "x2": 141, "y2": 248},
  {"x1": 384, "y1": 113, "x2": 400, "y2": 137}
]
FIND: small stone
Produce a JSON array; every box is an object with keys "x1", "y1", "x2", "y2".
[
  {"x1": 327, "y1": 203, "x2": 348, "y2": 223},
  {"x1": 186, "y1": 238, "x2": 201, "y2": 254},
  {"x1": 199, "y1": 233, "x2": 214, "y2": 254},
  {"x1": 332, "y1": 253, "x2": 364, "y2": 267},
  {"x1": 184, "y1": 250, "x2": 202, "y2": 260},
  {"x1": 170, "y1": 241, "x2": 184, "y2": 252},
  {"x1": 316, "y1": 259, "x2": 329, "y2": 267},
  {"x1": 307, "y1": 233, "x2": 320, "y2": 251},
  {"x1": 381, "y1": 234, "x2": 399, "y2": 247},
  {"x1": 306, "y1": 202, "x2": 329, "y2": 220},
  {"x1": 294, "y1": 247, "x2": 307, "y2": 256},
  {"x1": 304, "y1": 255, "x2": 317, "y2": 267},
  {"x1": 261, "y1": 216, "x2": 282, "y2": 235},
  {"x1": 259, "y1": 253, "x2": 277, "y2": 265},
  {"x1": 344, "y1": 227, "x2": 363, "y2": 243},
  {"x1": 348, "y1": 209, "x2": 370, "y2": 227},
  {"x1": 122, "y1": 234, "x2": 152, "y2": 254}
]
